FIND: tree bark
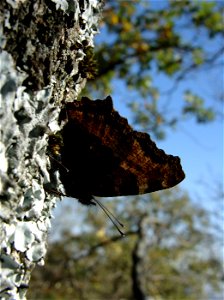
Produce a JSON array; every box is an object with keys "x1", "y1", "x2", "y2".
[{"x1": 0, "y1": 0, "x2": 103, "y2": 298}]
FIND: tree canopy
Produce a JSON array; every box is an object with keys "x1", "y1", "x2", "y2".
[{"x1": 83, "y1": 0, "x2": 223, "y2": 138}]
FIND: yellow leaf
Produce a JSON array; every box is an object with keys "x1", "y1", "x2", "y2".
[
  {"x1": 110, "y1": 14, "x2": 119, "y2": 25},
  {"x1": 96, "y1": 228, "x2": 106, "y2": 239}
]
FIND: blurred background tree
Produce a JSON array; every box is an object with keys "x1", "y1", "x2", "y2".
[
  {"x1": 28, "y1": 1, "x2": 223, "y2": 299},
  {"x1": 28, "y1": 189, "x2": 222, "y2": 299}
]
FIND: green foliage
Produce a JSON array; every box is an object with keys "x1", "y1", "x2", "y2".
[
  {"x1": 192, "y1": 1, "x2": 223, "y2": 36},
  {"x1": 183, "y1": 91, "x2": 215, "y2": 122},
  {"x1": 28, "y1": 189, "x2": 222, "y2": 300},
  {"x1": 128, "y1": 98, "x2": 168, "y2": 139},
  {"x1": 82, "y1": 0, "x2": 223, "y2": 138}
]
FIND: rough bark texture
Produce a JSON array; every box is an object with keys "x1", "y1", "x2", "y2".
[{"x1": 0, "y1": 0, "x2": 103, "y2": 298}]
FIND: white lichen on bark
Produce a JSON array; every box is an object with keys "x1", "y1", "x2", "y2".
[{"x1": 0, "y1": 0, "x2": 103, "y2": 298}]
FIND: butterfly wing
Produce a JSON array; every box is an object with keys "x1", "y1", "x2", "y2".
[{"x1": 60, "y1": 96, "x2": 185, "y2": 198}]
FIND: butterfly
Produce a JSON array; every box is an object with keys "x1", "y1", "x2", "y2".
[{"x1": 49, "y1": 96, "x2": 185, "y2": 206}]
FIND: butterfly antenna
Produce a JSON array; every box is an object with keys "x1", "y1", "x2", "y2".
[
  {"x1": 93, "y1": 197, "x2": 125, "y2": 236},
  {"x1": 48, "y1": 153, "x2": 69, "y2": 172},
  {"x1": 46, "y1": 189, "x2": 125, "y2": 236}
]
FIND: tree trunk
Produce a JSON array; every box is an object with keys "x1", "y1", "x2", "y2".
[
  {"x1": 0, "y1": 0, "x2": 103, "y2": 298},
  {"x1": 132, "y1": 214, "x2": 150, "y2": 300}
]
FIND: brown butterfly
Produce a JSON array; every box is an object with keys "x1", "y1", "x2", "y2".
[{"x1": 53, "y1": 96, "x2": 185, "y2": 206}]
